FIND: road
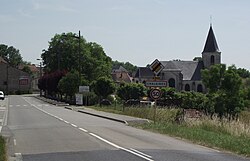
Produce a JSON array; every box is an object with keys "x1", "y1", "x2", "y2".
[{"x1": 1, "y1": 95, "x2": 249, "y2": 161}]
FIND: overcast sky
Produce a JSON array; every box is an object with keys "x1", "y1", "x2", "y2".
[{"x1": 1, "y1": 0, "x2": 250, "y2": 69}]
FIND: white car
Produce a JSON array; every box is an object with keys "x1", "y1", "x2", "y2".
[{"x1": 0, "y1": 91, "x2": 5, "y2": 100}]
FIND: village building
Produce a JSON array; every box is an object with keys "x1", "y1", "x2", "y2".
[
  {"x1": 134, "y1": 25, "x2": 221, "y2": 93},
  {"x1": 0, "y1": 57, "x2": 32, "y2": 94}
]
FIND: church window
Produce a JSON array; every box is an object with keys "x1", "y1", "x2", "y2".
[
  {"x1": 185, "y1": 84, "x2": 190, "y2": 91},
  {"x1": 169, "y1": 78, "x2": 175, "y2": 88},
  {"x1": 211, "y1": 55, "x2": 215, "y2": 65},
  {"x1": 197, "y1": 84, "x2": 203, "y2": 93}
]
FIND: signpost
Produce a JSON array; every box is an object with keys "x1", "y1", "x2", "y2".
[
  {"x1": 148, "y1": 59, "x2": 166, "y2": 123},
  {"x1": 149, "y1": 59, "x2": 164, "y2": 76},
  {"x1": 146, "y1": 81, "x2": 167, "y2": 87},
  {"x1": 78, "y1": 86, "x2": 90, "y2": 106}
]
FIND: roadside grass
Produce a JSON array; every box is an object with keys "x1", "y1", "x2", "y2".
[
  {"x1": 90, "y1": 105, "x2": 250, "y2": 156},
  {"x1": 0, "y1": 136, "x2": 6, "y2": 161}
]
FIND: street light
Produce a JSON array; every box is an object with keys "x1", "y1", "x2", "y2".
[
  {"x1": 37, "y1": 58, "x2": 42, "y2": 96},
  {"x1": 63, "y1": 30, "x2": 81, "y2": 80}
]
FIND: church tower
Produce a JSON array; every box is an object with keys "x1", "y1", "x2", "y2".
[{"x1": 202, "y1": 25, "x2": 221, "y2": 68}]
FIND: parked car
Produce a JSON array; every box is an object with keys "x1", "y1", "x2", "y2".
[{"x1": 0, "y1": 91, "x2": 4, "y2": 100}]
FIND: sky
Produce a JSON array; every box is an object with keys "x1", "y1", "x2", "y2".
[{"x1": 1, "y1": 0, "x2": 250, "y2": 70}]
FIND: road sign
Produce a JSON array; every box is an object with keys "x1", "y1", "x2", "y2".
[
  {"x1": 75, "y1": 93, "x2": 83, "y2": 105},
  {"x1": 79, "y1": 86, "x2": 89, "y2": 93},
  {"x1": 150, "y1": 88, "x2": 162, "y2": 100},
  {"x1": 149, "y1": 59, "x2": 164, "y2": 75},
  {"x1": 145, "y1": 81, "x2": 167, "y2": 87}
]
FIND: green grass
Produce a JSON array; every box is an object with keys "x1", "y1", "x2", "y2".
[
  {"x1": 0, "y1": 136, "x2": 6, "y2": 161},
  {"x1": 89, "y1": 105, "x2": 250, "y2": 156},
  {"x1": 135, "y1": 122, "x2": 250, "y2": 156}
]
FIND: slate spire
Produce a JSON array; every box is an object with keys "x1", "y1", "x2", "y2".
[{"x1": 202, "y1": 25, "x2": 220, "y2": 53}]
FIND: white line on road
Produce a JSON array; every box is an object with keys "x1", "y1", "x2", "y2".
[
  {"x1": 89, "y1": 133, "x2": 121, "y2": 149},
  {"x1": 71, "y1": 124, "x2": 77, "y2": 127},
  {"x1": 130, "y1": 148, "x2": 153, "y2": 158},
  {"x1": 64, "y1": 120, "x2": 69, "y2": 124},
  {"x1": 0, "y1": 126, "x2": 2, "y2": 133},
  {"x1": 78, "y1": 128, "x2": 88, "y2": 133},
  {"x1": 89, "y1": 133, "x2": 154, "y2": 161}
]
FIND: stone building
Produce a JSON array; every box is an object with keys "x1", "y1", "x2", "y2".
[
  {"x1": 0, "y1": 57, "x2": 32, "y2": 94},
  {"x1": 134, "y1": 25, "x2": 221, "y2": 93}
]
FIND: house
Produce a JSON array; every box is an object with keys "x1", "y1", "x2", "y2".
[
  {"x1": 111, "y1": 66, "x2": 133, "y2": 84},
  {"x1": 0, "y1": 57, "x2": 32, "y2": 94},
  {"x1": 134, "y1": 25, "x2": 221, "y2": 93}
]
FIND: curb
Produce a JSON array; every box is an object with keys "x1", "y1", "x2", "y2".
[{"x1": 77, "y1": 109, "x2": 128, "y2": 125}]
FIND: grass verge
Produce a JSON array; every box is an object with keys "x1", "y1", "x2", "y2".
[
  {"x1": 89, "y1": 105, "x2": 250, "y2": 157},
  {"x1": 0, "y1": 136, "x2": 6, "y2": 161},
  {"x1": 133, "y1": 122, "x2": 250, "y2": 156}
]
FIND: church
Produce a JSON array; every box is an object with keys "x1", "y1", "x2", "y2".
[{"x1": 134, "y1": 25, "x2": 221, "y2": 93}]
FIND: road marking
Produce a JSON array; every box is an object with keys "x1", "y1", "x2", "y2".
[
  {"x1": 89, "y1": 133, "x2": 121, "y2": 149},
  {"x1": 78, "y1": 128, "x2": 88, "y2": 133},
  {"x1": 130, "y1": 148, "x2": 153, "y2": 158},
  {"x1": 89, "y1": 133, "x2": 154, "y2": 161},
  {"x1": 71, "y1": 124, "x2": 77, "y2": 127},
  {"x1": 14, "y1": 139, "x2": 17, "y2": 146},
  {"x1": 0, "y1": 126, "x2": 2, "y2": 133},
  {"x1": 64, "y1": 120, "x2": 69, "y2": 124},
  {"x1": 23, "y1": 105, "x2": 27, "y2": 107},
  {"x1": 59, "y1": 118, "x2": 63, "y2": 121},
  {"x1": 16, "y1": 105, "x2": 20, "y2": 107}
]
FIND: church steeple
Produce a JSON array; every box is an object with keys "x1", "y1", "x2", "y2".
[
  {"x1": 202, "y1": 25, "x2": 221, "y2": 69},
  {"x1": 202, "y1": 25, "x2": 220, "y2": 53}
]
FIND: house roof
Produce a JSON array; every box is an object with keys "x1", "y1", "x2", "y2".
[
  {"x1": 112, "y1": 65, "x2": 128, "y2": 73},
  {"x1": 161, "y1": 60, "x2": 204, "y2": 80},
  {"x1": 202, "y1": 26, "x2": 220, "y2": 53},
  {"x1": 134, "y1": 67, "x2": 154, "y2": 78}
]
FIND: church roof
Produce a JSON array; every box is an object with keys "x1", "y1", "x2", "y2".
[
  {"x1": 202, "y1": 26, "x2": 220, "y2": 53},
  {"x1": 161, "y1": 60, "x2": 204, "y2": 80}
]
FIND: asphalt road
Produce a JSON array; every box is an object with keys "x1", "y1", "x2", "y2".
[{"x1": 1, "y1": 95, "x2": 249, "y2": 161}]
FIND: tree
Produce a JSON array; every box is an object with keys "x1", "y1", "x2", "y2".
[
  {"x1": 236, "y1": 67, "x2": 250, "y2": 78},
  {"x1": 202, "y1": 64, "x2": 244, "y2": 119},
  {"x1": 58, "y1": 70, "x2": 80, "y2": 98},
  {"x1": 0, "y1": 44, "x2": 23, "y2": 67},
  {"x1": 93, "y1": 77, "x2": 116, "y2": 99},
  {"x1": 117, "y1": 83, "x2": 146, "y2": 101},
  {"x1": 41, "y1": 33, "x2": 112, "y2": 83},
  {"x1": 22, "y1": 65, "x2": 32, "y2": 75}
]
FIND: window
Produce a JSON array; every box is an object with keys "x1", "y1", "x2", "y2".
[
  {"x1": 169, "y1": 78, "x2": 175, "y2": 88},
  {"x1": 185, "y1": 84, "x2": 190, "y2": 91},
  {"x1": 197, "y1": 84, "x2": 203, "y2": 92},
  {"x1": 211, "y1": 55, "x2": 215, "y2": 65}
]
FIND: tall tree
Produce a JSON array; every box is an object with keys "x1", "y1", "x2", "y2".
[
  {"x1": 41, "y1": 33, "x2": 112, "y2": 83},
  {"x1": 0, "y1": 44, "x2": 23, "y2": 67}
]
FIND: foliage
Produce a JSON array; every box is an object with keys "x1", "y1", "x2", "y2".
[
  {"x1": 112, "y1": 60, "x2": 137, "y2": 75},
  {"x1": 57, "y1": 70, "x2": 81, "y2": 98},
  {"x1": 0, "y1": 44, "x2": 23, "y2": 67},
  {"x1": 38, "y1": 70, "x2": 67, "y2": 96},
  {"x1": 41, "y1": 33, "x2": 112, "y2": 82},
  {"x1": 117, "y1": 83, "x2": 146, "y2": 101},
  {"x1": 0, "y1": 136, "x2": 6, "y2": 161},
  {"x1": 202, "y1": 64, "x2": 245, "y2": 119},
  {"x1": 236, "y1": 67, "x2": 250, "y2": 78},
  {"x1": 21, "y1": 65, "x2": 32, "y2": 75},
  {"x1": 93, "y1": 77, "x2": 116, "y2": 99}
]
